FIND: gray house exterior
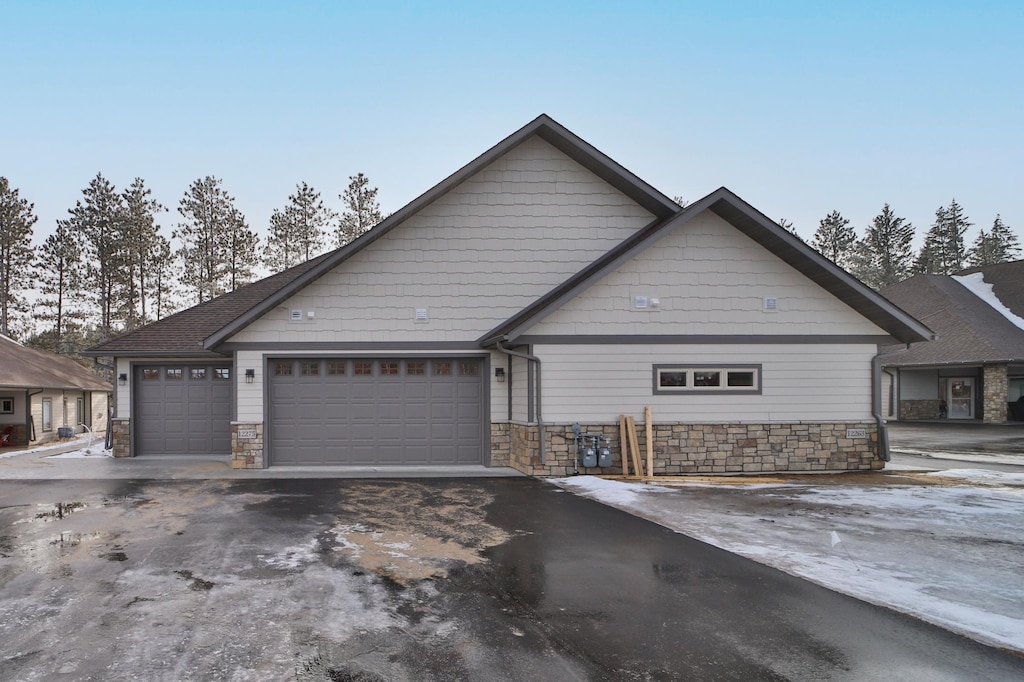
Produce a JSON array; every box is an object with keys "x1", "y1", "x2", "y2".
[
  {"x1": 89, "y1": 115, "x2": 931, "y2": 475},
  {"x1": 879, "y1": 261, "x2": 1024, "y2": 424}
]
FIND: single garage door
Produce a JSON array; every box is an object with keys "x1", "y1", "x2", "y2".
[
  {"x1": 268, "y1": 357, "x2": 485, "y2": 466},
  {"x1": 134, "y1": 364, "x2": 233, "y2": 456}
]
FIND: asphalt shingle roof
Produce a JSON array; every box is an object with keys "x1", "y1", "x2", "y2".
[
  {"x1": 879, "y1": 263, "x2": 1024, "y2": 366},
  {"x1": 0, "y1": 335, "x2": 111, "y2": 391},
  {"x1": 86, "y1": 251, "x2": 334, "y2": 357}
]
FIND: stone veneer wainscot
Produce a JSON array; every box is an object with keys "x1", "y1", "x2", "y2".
[{"x1": 231, "y1": 422, "x2": 264, "y2": 468}]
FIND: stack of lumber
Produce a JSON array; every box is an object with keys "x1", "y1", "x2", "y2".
[{"x1": 618, "y1": 406, "x2": 655, "y2": 479}]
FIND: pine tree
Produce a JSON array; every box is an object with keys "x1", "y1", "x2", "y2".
[
  {"x1": 850, "y1": 204, "x2": 915, "y2": 288},
  {"x1": 149, "y1": 236, "x2": 178, "y2": 320},
  {"x1": 65, "y1": 173, "x2": 127, "y2": 339},
  {"x1": 121, "y1": 178, "x2": 167, "y2": 330},
  {"x1": 335, "y1": 173, "x2": 383, "y2": 247},
  {"x1": 35, "y1": 221, "x2": 86, "y2": 353},
  {"x1": 811, "y1": 210, "x2": 856, "y2": 268},
  {"x1": 915, "y1": 200, "x2": 971, "y2": 274},
  {"x1": 266, "y1": 182, "x2": 333, "y2": 270},
  {"x1": 0, "y1": 177, "x2": 38, "y2": 339},
  {"x1": 175, "y1": 176, "x2": 254, "y2": 304},
  {"x1": 968, "y1": 215, "x2": 1021, "y2": 266}
]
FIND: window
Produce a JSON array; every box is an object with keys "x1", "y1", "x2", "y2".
[
  {"x1": 274, "y1": 362, "x2": 293, "y2": 376},
  {"x1": 166, "y1": 368, "x2": 183, "y2": 380},
  {"x1": 406, "y1": 362, "x2": 425, "y2": 376},
  {"x1": 143, "y1": 368, "x2": 160, "y2": 380},
  {"x1": 42, "y1": 398, "x2": 53, "y2": 432},
  {"x1": 354, "y1": 362, "x2": 373, "y2": 375},
  {"x1": 190, "y1": 368, "x2": 207, "y2": 380},
  {"x1": 327, "y1": 362, "x2": 346, "y2": 376},
  {"x1": 653, "y1": 365, "x2": 761, "y2": 395},
  {"x1": 380, "y1": 362, "x2": 399, "y2": 376},
  {"x1": 0, "y1": 397, "x2": 13, "y2": 414},
  {"x1": 214, "y1": 368, "x2": 231, "y2": 380},
  {"x1": 301, "y1": 361, "x2": 320, "y2": 376},
  {"x1": 76, "y1": 397, "x2": 84, "y2": 425},
  {"x1": 459, "y1": 362, "x2": 478, "y2": 376},
  {"x1": 434, "y1": 361, "x2": 451, "y2": 376}
]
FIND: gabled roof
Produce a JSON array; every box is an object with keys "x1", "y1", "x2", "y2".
[
  {"x1": 202, "y1": 114, "x2": 680, "y2": 350},
  {"x1": 480, "y1": 187, "x2": 935, "y2": 346},
  {"x1": 86, "y1": 251, "x2": 334, "y2": 357},
  {"x1": 879, "y1": 266, "x2": 1024, "y2": 366},
  {"x1": 0, "y1": 335, "x2": 111, "y2": 391},
  {"x1": 957, "y1": 259, "x2": 1024, "y2": 318}
]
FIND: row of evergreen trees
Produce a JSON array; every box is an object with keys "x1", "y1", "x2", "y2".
[
  {"x1": 0, "y1": 174, "x2": 383, "y2": 353},
  {"x1": 803, "y1": 200, "x2": 1019, "y2": 289}
]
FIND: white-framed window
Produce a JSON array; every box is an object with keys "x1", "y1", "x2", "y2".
[
  {"x1": 0, "y1": 397, "x2": 13, "y2": 414},
  {"x1": 653, "y1": 364, "x2": 762, "y2": 395},
  {"x1": 42, "y1": 398, "x2": 53, "y2": 432}
]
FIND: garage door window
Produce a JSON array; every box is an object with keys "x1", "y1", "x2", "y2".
[
  {"x1": 190, "y1": 368, "x2": 206, "y2": 380},
  {"x1": 355, "y1": 362, "x2": 372, "y2": 375},
  {"x1": 274, "y1": 362, "x2": 293, "y2": 376},
  {"x1": 381, "y1": 362, "x2": 399, "y2": 376},
  {"x1": 143, "y1": 369, "x2": 160, "y2": 380},
  {"x1": 434, "y1": 361, "x2": 451, "y2": 376},
  {"x1": 327, "y1": 362, "x2": 345, "y2": 375},
  {"x1": 214, "y1": 368, "x2": 231, "y2": 380},
  {"x1": 459, "y1": 362, "x2": 478, "y2": 376},
  {"x1": 407, "y1": 361, "x2": 425, "y2": 375},
  {"x1": 301, "y1": 362, "x2": 319, "y2": 376},
  {"x1": 166, "y1": 368, "x2": 183, "y2": 380}
]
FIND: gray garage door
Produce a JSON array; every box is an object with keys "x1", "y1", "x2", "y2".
[
  {"x1": 134, "y1": 364, "x2": 233, "y2": 456},
  {"x1": 268, "y1": 357, "x2": 485, "y2": 466}
]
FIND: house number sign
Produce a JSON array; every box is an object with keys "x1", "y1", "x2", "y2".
[
  {"x1": 846, "y1": 428, "x2": 867, "y2": 439},
  {"x1": 237, "y1": 428, "x2": 257, "y2": 439}
]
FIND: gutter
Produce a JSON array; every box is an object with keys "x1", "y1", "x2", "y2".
[
  {"x1": 495, "y1": 339, "x2": 546, "y2": 465},
  {"x1": 872, "y1": 344, "x2": 913, "y2": 462}
]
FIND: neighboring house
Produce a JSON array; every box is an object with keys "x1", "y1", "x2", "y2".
[
  {"x1": 87, "y1": 115, "x2": 931, "y2": 475},
  {"x1": 879, "y1": 260, "x2": 1024, "y2": 424},
  {"x1": 0, "y1": 335, "x2": 111, "y2": 446}
]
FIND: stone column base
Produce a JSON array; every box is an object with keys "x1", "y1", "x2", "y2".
[{"x1": 231, "y1": 422, "x2": 264, "y2": 468}]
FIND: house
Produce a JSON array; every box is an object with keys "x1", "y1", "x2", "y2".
[
  {"x1": 86, "y1": 115, "x2": 932, "y2": 475},
  {"x1": 0, "y1": 334, "x2": 111, "y2": 446},
  {"x1": 878, "y1": 260, "x2": 1024, "y2": 423}
]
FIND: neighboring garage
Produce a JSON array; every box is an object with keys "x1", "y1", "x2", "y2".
[
  {"x1": 267, "y1": 357, "x2": 485, "y2": 466},
  {"x1": 134, "y1": 364, "x2": 233, "y2": 456}
]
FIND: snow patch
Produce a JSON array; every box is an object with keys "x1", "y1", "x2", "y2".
[{"x1": 953, "y1": 272, "x2": 1024, "y2": 331}]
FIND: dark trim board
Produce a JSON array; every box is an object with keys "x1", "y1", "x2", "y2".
[
  {"x1": 515, "y1": 334, "x2": 896, "y2": 345},
  {"x1": 222, "y1": 341, "x2": 487, "y2": 352}
]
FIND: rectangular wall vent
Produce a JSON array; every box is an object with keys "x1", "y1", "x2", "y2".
[
  {"x1": 763, "y1": 297, "x2": 778, "y2": 311},
  {"x1": 290, "y1": 309, "x2": 303, "y2": 321},
  {"x1": 415, "y1": 308, "x2": 428, "y2": 322},
  {"x1": 633, "y1": 295, "x2": 649, "y2": 309}
]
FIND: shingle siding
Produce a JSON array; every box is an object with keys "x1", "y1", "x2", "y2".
[{"x1": 228, "y1": 137, "x2": 655, "y2": 345}]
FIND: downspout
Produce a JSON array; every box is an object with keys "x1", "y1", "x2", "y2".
[
  {"x1": 495, "y1": 339, "x2": 546, "y2": 465},
  {"x1": 872, "y1": 344, "x2": 911, "y2": 462}
]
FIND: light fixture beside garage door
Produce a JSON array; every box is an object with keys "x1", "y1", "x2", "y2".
[{"x1": 245, "y1": 369, "x2": 255, "y2": 384}]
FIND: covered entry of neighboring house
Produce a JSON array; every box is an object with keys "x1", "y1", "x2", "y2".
[
  {"x1": 267, "y1": 357, "x2": 485, "y2": 466},
  {"x1": 134, "y1": 364, "x2": 233, "y2": 455}
]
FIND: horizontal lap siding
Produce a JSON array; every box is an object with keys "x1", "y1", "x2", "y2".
[
  {"x1": 229, "y1": 136, "x2": 653, "y2": 345},
  {"x1": 536, "y1": 344, "x2": 875, "y2": 423}
]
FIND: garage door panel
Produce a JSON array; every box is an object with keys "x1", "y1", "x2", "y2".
[
  {"x1": 269, "y1": 357, "x2": 483, "y2": 465},
  {"x1": 135, "y1": 364, "x2": 232, "y2": 456}
]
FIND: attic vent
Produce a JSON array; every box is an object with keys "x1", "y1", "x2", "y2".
[
  {"x1": 290, "y1": 309, "x2": 303, "y2": 321},
  {"x1": 415, "y1": 308, "x2": 428, "y2": 322},
  {"x1": 633, "y1": 295, "x2": 649, "y2": 309},
  {"x1": 763, "y1": 297, "x2": 778, "y2": 311}
]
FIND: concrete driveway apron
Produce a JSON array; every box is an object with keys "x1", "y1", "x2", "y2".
[{"x1": 0, "y1": 477, "x2": 1021, "y2": 681}]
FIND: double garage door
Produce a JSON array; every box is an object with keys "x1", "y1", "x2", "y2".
[
  {"x1": 268, "y1": 357, "x2": 485, "y2": 466},
  {"x1": 134, "y1": 364, "x2": 233, "y2": 456}
]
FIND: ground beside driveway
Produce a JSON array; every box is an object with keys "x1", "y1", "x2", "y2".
[
  {"x1": 556, "y1": 470, "x2": 1024, "y2": 655},
  {"x1": 2, "y1": 478, "x2": 1022, "y2": 681}
]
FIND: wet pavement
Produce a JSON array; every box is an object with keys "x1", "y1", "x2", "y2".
[
  {"x1": 889, "y1": 421, "x2": 1024, "y2": 456},
  {"x1": 1, "y1": 477, "x2": 1021, "y2": 681}
]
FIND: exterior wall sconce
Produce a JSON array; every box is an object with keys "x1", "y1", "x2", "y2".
[
  {"x1": 245, "y1": 369, "x2": 255, "y2": 384},
  {"x1": 118, "y1": 373, "x2": 127, "y2": 386},
  {"x1": 495, "y1": 367, "x2": 505, "y2": 383}
]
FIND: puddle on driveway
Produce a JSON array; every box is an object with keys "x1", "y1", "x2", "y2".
[{"x1": 330, "y1": 482, "x2": 511, "y2": 585}]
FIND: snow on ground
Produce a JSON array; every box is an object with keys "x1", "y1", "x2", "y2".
[
  {"x1": 553, "y1": 472, "x2": 1024, "y2": 653},
  {"x1": 0, "y1": 437, "x2": 111, "y2": 460}
]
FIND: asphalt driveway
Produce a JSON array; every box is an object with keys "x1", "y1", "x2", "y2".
[{"x1": 1, "y1": 477, "x2": 1021, "y2": 681}]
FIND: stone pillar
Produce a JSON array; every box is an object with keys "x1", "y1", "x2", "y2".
[
  {"x1": 111, "y1": 418, "x2": 131, "y2": 457},
  {"x1": 983, "y1": 364, "x2": 1009, "y2": 424},
  {"x1": 231, "y1": 422, "x2": 264, "y2": 468}
]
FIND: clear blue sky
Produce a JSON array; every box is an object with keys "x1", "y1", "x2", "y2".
[{"x1": 4, "y1": 0, "x2": 1022, "y2": 249}]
